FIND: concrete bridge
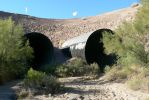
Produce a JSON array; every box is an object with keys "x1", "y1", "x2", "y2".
[
  {"x1": 0, "y1": 5, "x2": 139, "y2": 70},
  {"x1": 24, "y1": 6, "x2": 139, "y2": 70}
]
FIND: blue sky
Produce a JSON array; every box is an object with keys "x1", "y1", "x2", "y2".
[{"x1": 0, "y1": 0, "x2": 139, "y2": 19}]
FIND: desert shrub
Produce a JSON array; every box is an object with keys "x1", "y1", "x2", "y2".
[
  {"x1": 0, "y1": 18, "x2": 33, "y2": 84},
  {"x1": 105, "y1": 64, "x2": 149, "y2": 92},
  {"x1": 103, "y1": 0, "x2": 149, "y2": 67},
  {"x1": 105, "y1": 66, "x2": 128, "y2": 81},
  {"x1": 55, "y1": 58, "x2": 99, "y2": 77},
  {"x1": 103, "y1": 0, "x2": 149, "y2": 91},
  {"x1": 44, "y1": 64, "x2": 58, "y2": 75},
  {"x1": 17, "y1": 89, "x2": 29, "y2": 99},
  {"x1": 145, "y1": 97, "x2": 149, "y2": 100},
  {"x1": 89, "y1": 63, "x2": 99, "y2": 75},
  {"x1": 104, "y1": 65, "x2": 111, "y2": 73},
  {"x1": 127, "y1": 75, "x2": 143, "y2": 91},
  {"x1": 23, "y1": 68, "x2": 63, "y2": 95},
  {"x1": 134, "y1": 0, "x2": 149, "y2": 34},
  {"x1": 103, "y1": 23, "x2": 149, "y2": 67},
  {"x1": 126, "y1": 67, "x2": 149, "y2": 92},
  {"x1": 105, "y1": 64, "x2": 142, "y2": 81}
]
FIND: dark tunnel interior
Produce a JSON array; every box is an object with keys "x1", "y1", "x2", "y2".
[
  {"x1": 85, "y1": 29, "x2": 116, "y2": 72},
  {"x1": 61, "y1": 47, "x2": 72, "y2": 58},
  {"x1": 25, "y1": 32, "x2": 54, "y2": 69}
]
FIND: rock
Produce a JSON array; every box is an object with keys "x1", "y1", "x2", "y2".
[
  {"x1": 131, "y1": 3, "x2": 139, "y2": 8},
  {"x1": 48, "y1": 94, "x2": 52, "y2": 97},
  {"x1": 67, "y1": 94, "x2": 82, "y2": 100},
  {"x1": 112, "y1": 91, "x2": 116, "y2": 97},
  {"x1": 79, "y1": 95, "x2": 85, "y2": 100}
]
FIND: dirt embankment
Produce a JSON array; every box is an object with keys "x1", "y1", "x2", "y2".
[{"x1": 0, "y1": 5, "x2": 138, "y2": 48}]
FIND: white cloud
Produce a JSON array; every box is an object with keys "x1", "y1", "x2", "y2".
[
  {"x1": 25, "y1": 7, "x2": 28, "y2": 14},
  {"x1": 72, "y1": 11, "x2": 78, "y2": 17}
]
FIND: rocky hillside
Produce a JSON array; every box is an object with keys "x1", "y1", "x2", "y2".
[{"x1": 0, "y1": 4, "x2": 139, "y2": 48}]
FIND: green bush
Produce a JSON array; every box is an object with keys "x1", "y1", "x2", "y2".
[
  {"x1": 103, "y1": 0, "x2": 149, "y2": 91},
  {"x1": 89, "y1": 63, "x2": 99, "y2": 75},
  {"x1": 24, "y1": 68, "x2": 63, "y2": 95},
  {"x1": 55, "y1": 58, "x2": 99, "y2": 77},
  {"x1": 0, "y1": 18, "x2": 33, "y2": 84},
  {"x1": 103, "y1": 0, "x2": 149, "y2": 67}
]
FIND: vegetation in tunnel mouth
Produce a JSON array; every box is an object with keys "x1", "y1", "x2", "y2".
[{"x1": 85, "y1": 29, "x2": 116, "y2": 72}]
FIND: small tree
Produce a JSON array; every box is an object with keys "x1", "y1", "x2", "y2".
[
  {"x1": 0, "y1": 18, "x2": 33, "y2": 84},
  {"x1": 103, "y1": 0, "x2": 149, "y2": 66}
]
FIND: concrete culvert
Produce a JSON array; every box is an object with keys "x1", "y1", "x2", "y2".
[
  {"x1": 85, "y1": 29, "x2": 115, "y2": 72},
  {"x1": 62, "y1": 29, "x2": 115, "y2": 72},
  {"x1": 25, "y1": 32, "x2": 54, "y2": 69}
]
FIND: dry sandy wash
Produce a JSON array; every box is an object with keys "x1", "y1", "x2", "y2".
[
  {"x1": 34, "y1": 76, "x2": 149, "y2": 100},
  {"x1": 0, "y1": 76, "x2": 149, "y2": 100}
]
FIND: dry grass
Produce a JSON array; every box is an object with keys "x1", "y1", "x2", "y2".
[
  {"x1": 105, "y1": 65, "x2": 149, "y2": 92},
  {"x1": 104, "y1": 65, "x2": 130, "y2": 81},
  {"x1": 126, "y1": 67, "x2": 149, "y2": 92},
  {"x1": 145, "y1": 97, "x2": 149, "y2": 100}
]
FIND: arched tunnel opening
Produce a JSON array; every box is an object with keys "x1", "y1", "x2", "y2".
[
  {"x1": 25, "y1": 32, "x2": 54, "y2": 70},
  {"x1": 85, "y1": 29, "x2": 116, "y2": 72}
]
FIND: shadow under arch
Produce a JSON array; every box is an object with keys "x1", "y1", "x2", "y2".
[
  {"x1": 85, "y1": 29, "x2": 116, "y2": 72},
  {"x1": 25, "y1": 32, "x2": 54, "y2": 70}
]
